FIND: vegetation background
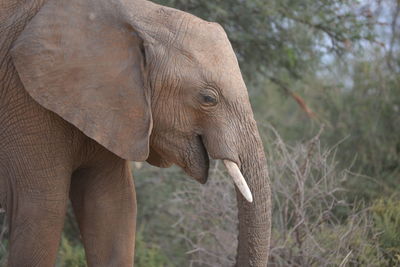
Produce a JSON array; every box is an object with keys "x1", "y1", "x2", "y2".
[{"x1": 1, "y1": 0, "x2": 399, "y2": 266}]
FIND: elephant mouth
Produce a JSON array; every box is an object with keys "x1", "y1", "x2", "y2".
[
  {"x1": 147, "y1": 134, "x2": 210, "y2": 184},
  {"x1": 180, "y1": 134, "x2": 210, "y2": 184},
  {"x1": 147, "y1": 133, "x2": 253, "y2": 202}
]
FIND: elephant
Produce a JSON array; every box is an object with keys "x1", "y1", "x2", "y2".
[{"x1": 0, "y1": 0, "x2": 272, "y2": 265}]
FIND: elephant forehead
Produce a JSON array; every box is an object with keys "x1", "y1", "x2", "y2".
[
  {"x1": 197, "y1": 39, "x2": 246, "y2": 95},
  {"x1": 181, "y1": 20, "x2": 234, "y2": 60},
  {"x1": 174, "y1": 17, "x2": 248, "y2": 98},
  {"x1": 190, "y1": 29, "x2": 242, "y2": 75}
]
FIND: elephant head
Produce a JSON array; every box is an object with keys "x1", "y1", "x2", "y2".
[{"x1": 11, "y1": 0, "x2": 271, "y2": 265}]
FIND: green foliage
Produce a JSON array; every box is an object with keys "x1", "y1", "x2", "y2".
[
  {"x1": 134, "y1": 166, "x2": 190, "y2": 266},
  {"x1": 135, "y1": 226, "x2": 171, "y2": 267},
  {"x1": 372, "y1": 196, "x2": 400, "y2": 265},
  {"x1": 0, "y1": 239, "x2": 7, "y2": 267},
  {"x1": 56, "y1": 206, "x2": 86, "y2": 267},
  {"x1": 317, "y1": 222, "x2": 388, "y2": 266},
  {"x1": 0, "y1": 213, "x2": 7, "y2": 267},
  {"x1": 271, "y1": 218, "x2": 389, "y2": 267},
  {"x1": 255, "y1": 52, "x2": 400, "y2": 202},
  {"x1": 56, "y1": 235, "x2": 86, "y2": 267}
]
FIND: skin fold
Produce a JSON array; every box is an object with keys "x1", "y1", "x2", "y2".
[{"x1": 0, "y1": 0, "x2": 271, "y2": 266}]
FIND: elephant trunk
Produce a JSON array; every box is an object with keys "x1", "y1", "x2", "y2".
[{"x1": 234, "y1": 131, "x2": 271, "y2": 266}]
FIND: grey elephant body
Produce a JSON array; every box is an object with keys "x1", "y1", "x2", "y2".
[
  {"x1": 0, "y1": 0, "x2": 271, "y2": 266},
  {"x1": 1, "y1": 2, "x2": 137, "y2": 265}
]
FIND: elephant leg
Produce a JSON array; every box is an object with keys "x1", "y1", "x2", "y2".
[
  {"x1": 6, "y1": 164, "x2": 70, "y2": 267},
  {"x1": 70, "y1": 155, "x2": 136, "y2": 267}
]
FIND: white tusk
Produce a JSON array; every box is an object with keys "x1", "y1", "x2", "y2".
[{"x1": 223, "y1": 160, "x2": 253, "y2": 203}]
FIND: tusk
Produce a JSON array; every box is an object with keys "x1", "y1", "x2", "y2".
[{"x1": 223, "y1": 160, "x2": 253, "y2": 203}]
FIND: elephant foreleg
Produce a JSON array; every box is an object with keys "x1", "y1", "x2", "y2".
[
  {"x1": 6, "y1": 163, "x2": 70, "y2": 267},
  {"x1": 70, "y1": 156, "x2": 136, "y2": 267}
]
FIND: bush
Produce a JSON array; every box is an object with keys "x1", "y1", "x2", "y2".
[
  {"x1": 263, "y1": 127, "x2": 386, "y2": 266},
  {"x1": 149, "y1": 128, "x2": 388, "y2": 266}
]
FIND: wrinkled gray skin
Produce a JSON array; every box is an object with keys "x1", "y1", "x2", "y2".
[{"x1": 0, "y1": 0, "x2": 271, "y2": 266}]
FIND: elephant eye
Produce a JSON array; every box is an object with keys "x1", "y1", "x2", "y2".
[
  {"x1": 202, "y1": 95, "x2": 217, "y2": 104},
  {"x1": 200, "y1": 90, "x2": 219, "y2": 107}
]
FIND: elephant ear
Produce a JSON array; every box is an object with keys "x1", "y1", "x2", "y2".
[{"x1": 11, "y1": 0, "x2": 152, "y2": 161}]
